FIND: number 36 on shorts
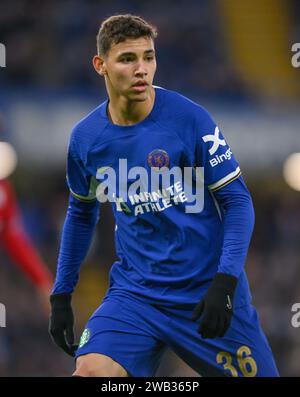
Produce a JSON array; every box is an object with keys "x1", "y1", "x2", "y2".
[{"x1": 216, "y1": 345, "x2": 258, "y2": 377}]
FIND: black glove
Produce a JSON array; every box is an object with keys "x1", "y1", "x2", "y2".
[
  {"x1": 49, "y1": 293, "x2": 78, "y2": 356},
  {"x1": 191, "y1": 273, "x2": 238, "y2": 339}
]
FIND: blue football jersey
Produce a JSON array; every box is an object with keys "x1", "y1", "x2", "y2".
[{"x1": 66, "y1": 86, "x2": 251, "y2": 307}]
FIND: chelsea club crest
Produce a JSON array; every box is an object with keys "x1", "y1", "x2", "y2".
[
  {"x1": 147, "y1": 149, "x2": 170, "y2": 170},
  {"x1": 79, "y1": 328, "x2": 91, "y2": 348}
]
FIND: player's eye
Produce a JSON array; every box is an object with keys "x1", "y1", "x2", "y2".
[
  {"x1": 145, "y1": 56, "x2": 154, "y2": 61},
  {"x1": 120, "y1": 57, "x2": 134, "y2": 63}
]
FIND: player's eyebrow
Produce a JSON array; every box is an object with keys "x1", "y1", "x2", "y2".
[{"x1": 118, "y1": 49, "x2": 155, "y2": 57}]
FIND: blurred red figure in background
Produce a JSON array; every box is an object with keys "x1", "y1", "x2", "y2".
[
  {"x1": 0, "y1": 113, "x2": 53, "y2": 316},
  {"x1": 0, "y1": 178, "x2": 53, "y2": 315}
]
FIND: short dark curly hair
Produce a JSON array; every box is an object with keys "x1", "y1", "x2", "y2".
[{"x1": 96, "y1": 14, "x2": 158, "y2": 56}]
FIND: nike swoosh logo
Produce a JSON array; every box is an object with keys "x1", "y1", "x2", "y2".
[{"x1": 226, "y1": 295, "x2": 232, "y2": 310}]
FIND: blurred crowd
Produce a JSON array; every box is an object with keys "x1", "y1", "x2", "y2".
[{"x1": 0, "y1": 0, "x2": 246, "y2": 99}]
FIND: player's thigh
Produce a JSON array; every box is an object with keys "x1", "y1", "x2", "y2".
[
  {"x1": 73, "y1": 353, "x2": 128, "y2": 377},
  {"x1": 166, "y1": 304, "x2": 279, "y2": 377},
  {"x1": 75, "y1": 297, "x2": 167, "y2": 376}
]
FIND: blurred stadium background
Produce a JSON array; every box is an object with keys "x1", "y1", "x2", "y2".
[{"x1": 0, "y1": 0, "x2": 300, "y2": 376}]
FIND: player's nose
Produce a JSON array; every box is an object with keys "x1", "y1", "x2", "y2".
[{"x1": 134, "y1": 60, "x2": 148, "y2": 76}]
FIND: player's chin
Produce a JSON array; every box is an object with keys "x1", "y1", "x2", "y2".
[{"x1": 128, "y1": 90, "x2": 148, "y2": 102}]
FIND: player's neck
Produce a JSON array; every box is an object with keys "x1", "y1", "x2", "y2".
[{"x1": 107, "y1": 86, "x2": 155, "y2": 126}]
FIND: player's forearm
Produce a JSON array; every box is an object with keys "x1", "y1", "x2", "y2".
[
  {"x1": 214, "y1": 176, "x2": 255, "y2": 278},
  {"x1": 52, "y1": 194, "x2": 100, "y2": 294}
]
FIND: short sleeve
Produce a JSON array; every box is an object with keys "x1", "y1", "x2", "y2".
[
  {"x1": 194, "y1": 107, "x2": 241, "y2": 192},
  {"x1": 66, "y1": 133, "x2": 98, "y2": 202}
]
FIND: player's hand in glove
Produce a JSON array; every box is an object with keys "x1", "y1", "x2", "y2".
[
  {"x1": 49, "y1": 293, "x2": 78, "y2": 356},
  {"x1": 191, "y1": 273, "x2": 238, "y2": 339}
]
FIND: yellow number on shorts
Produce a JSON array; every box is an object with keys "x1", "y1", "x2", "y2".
[
  {"x1": 216, "y1": 352, "x2": 238, "y2": 377},
  {"x1": 216, "y1": 346, "x2": 258, "y2": 377},
  {"x1": 237, "y1": 346, "x2": 257, "y2": 377}
]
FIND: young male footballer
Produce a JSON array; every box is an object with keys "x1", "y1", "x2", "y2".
[{"x1": 49, "y1": 14, "x2": 279, "y2": 377}]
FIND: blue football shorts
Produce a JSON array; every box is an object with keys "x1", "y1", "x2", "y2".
[{"x1": 75, "y1": 293, "x2": 279, "y2": 377}]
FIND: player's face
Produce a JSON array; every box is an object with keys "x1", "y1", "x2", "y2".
[{"x1": 94, "y1": 36, "x2": 156, "y2": 102}]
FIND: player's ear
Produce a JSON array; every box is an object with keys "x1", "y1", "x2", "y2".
[{"x1": 92, "y1": 55, "x2": 107, "y2": 76}]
